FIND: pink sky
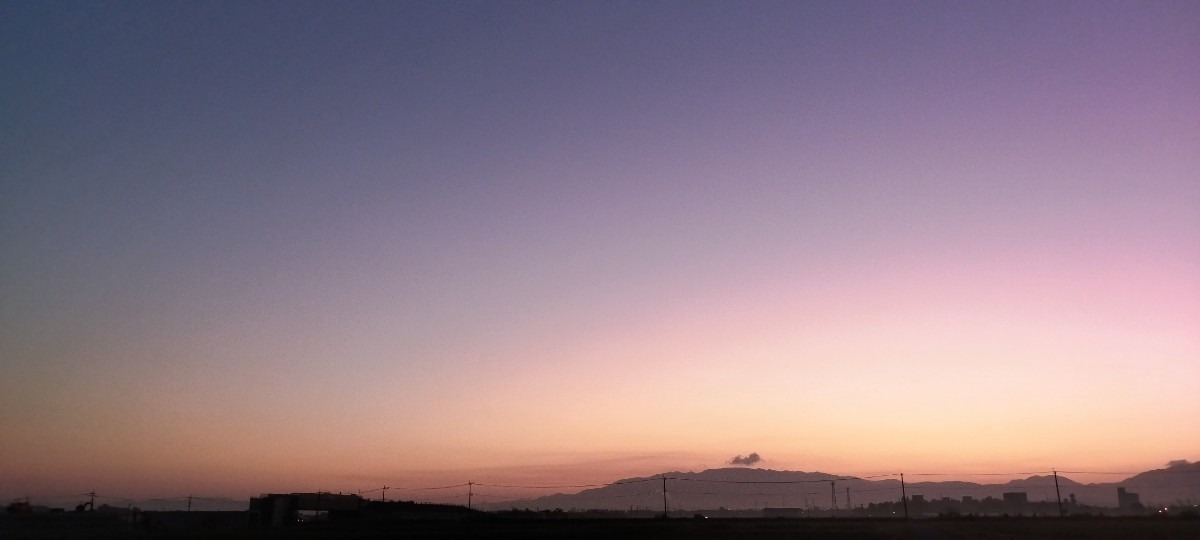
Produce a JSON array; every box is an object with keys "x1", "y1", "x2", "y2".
[{"x1": 2, "y1": 1, "x2": 1197, "y2": 503}]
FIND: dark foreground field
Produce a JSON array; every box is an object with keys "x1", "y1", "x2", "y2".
[
  {"x1": 3, "y1": 516, "x2": 1199, "y2": 539},
  {"x1": 318, "y1": 517, "x2": 1200, "y2": 540}
]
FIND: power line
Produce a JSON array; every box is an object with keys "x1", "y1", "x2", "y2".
[
  {"x1": 906, "y1": 471, "x2": 1052, "y2": 477},
  {"x1": 391, "y1": 483, "x2": 471, "y2": 491},
  {"x1": 1058, "y1": 470, "x2": 1200, "y2": 475},
  {"x1": 674, "y1": 476, "x2": 853, "y2": 484},
  {"x1": 490, "y1": 490, "x2": 658, "y2": 501},
  {"x1": 475, "y1": 479, "x2": 654, "y2": 489},
  {"x1": 669, "y1": 490, "x2": 821, "y2": 496}
]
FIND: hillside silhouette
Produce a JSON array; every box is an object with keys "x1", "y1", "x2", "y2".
[{"x1": 496, "y1": 465, "x2": 1200, "y2": 512}]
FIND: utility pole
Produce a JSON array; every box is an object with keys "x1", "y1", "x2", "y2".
[
  {"x1": 1053, "y1": 470, "x2": 1064, "y2": 517},
  {"x1": 187, "y1": 496, "x2": 192, "y2": 512},
  {"x1": 900, "y1": 474, "x2": 908, "y2": 520},
  {"x1": 846, "y1": 487, "x2": 851, "y2": 512},
  {"x1": 662, "y1": 477, "x2": 669, "y2": 517},
  {"x1": 830, "y1": 481, "x2": 837, "y2": 513},
  {"x1": 467, "y1": 482, "x2": 473, "y2": 511},
  {"x1": 381, "y1": 486, "x2": 389, "y2": 502},
  {"x1": 89, "y1": 492, "x2": 96, "y2": 512}
]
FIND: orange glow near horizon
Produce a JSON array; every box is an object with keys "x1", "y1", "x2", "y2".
[{"x1": 3, "y1": 1, "x2": 1198, "y2": 505}]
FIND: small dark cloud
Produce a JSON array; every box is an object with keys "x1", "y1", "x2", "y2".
[
  {"x1": 730, "y1": 452, "x2": 762, "y2": 466},
  {"x1": 1167, "y1": 459, "x2": 1191, "y2": 468}
]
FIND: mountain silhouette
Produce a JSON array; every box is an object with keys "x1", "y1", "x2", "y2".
[{"x1": 491, "y1": 466, "x2": 1200, "y2": 511}]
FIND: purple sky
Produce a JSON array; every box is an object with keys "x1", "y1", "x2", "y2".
[{"x1": 2, "y1": 1, "x2": 1197, "y2": 500}]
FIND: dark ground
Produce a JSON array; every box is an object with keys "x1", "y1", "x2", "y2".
[{"x1": 3, "y1": 515, "x2": 1199, "y2": 539}]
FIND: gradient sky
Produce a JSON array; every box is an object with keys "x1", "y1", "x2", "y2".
[{"x1": 2, "y1": 1, "x2": 1198, "y2": 502}]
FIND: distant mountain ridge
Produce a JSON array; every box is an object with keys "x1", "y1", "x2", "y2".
[
  {"x1": 1122, "y1": 462, "x2": 1200, "y2": 487},
  {"x1": 490, "y1": 464, "x2": 1200, "y2": 511}
]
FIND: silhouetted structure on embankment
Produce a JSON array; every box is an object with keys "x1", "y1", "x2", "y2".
[{"x1": 248, "y1": 492, "x2": 475, "y2": 528}]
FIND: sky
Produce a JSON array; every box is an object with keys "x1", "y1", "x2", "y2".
[{"x1": 2, "y1": 0, "x2": 1198, "y2": 503}]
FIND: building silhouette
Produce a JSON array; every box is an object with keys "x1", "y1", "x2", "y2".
[{"x1": 1116, "y1": 487, "x2": 1141, "y2": 510}]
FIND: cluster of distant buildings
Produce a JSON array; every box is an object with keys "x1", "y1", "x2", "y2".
[{"x1": 763, "y1": 487, "x2": 1146, "y2": 519}]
